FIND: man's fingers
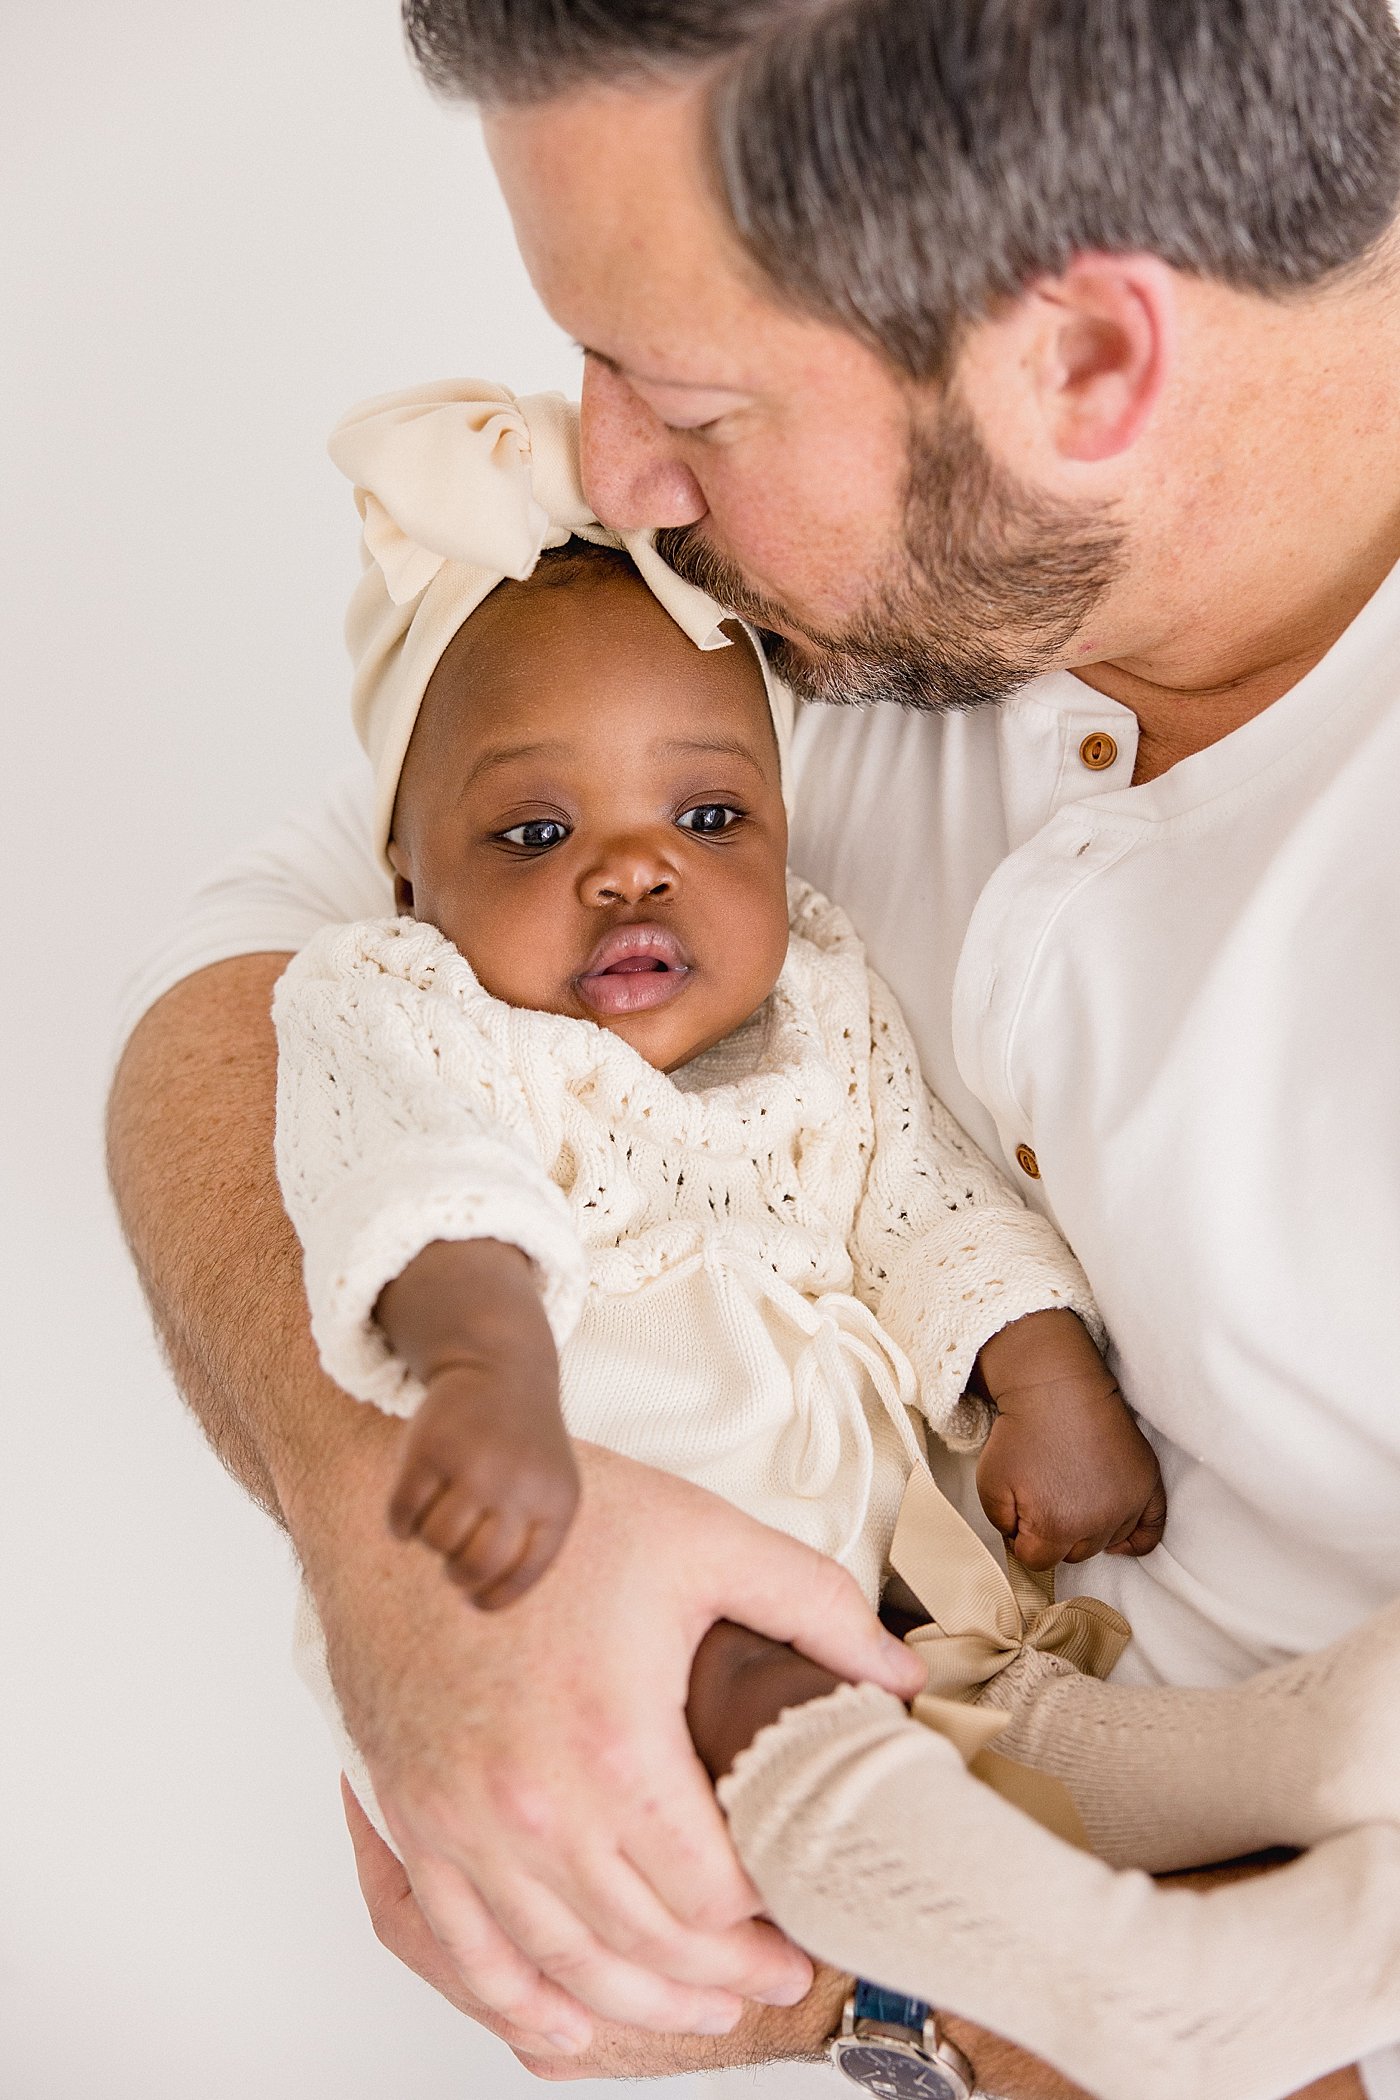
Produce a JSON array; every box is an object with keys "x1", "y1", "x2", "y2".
[
  {"x1": 406, "y1": 1849, "x2": 608, "y2": 2048},
  {"x1": 339, "y1": 1778, "x2": 593, "y2": 2057},
  {"x1": 459, "y1": 1723, "x2": 808, "y2": 2012},
  {"x1": 716, "y1": 1532, "x2": 923, "y2": 1698},
  {"x1": 608, "y1": 1724, "x2": 776, "y2": 1935},
  {"x1": 541, "y1": 1838, "x2": 812, "y2": 2003},
  {"x1": 470, "y1": 1871, "x2": 746, "y2": 2035}
]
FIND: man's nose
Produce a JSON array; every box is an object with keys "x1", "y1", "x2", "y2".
[
  {"x1": 579, "y1": 833, "x2": 679, "y2": 907},
  {"x1": 580, "y1": 359, "x2": 707, "y2": 533}
]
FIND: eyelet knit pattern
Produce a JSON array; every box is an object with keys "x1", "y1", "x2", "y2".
[
  {"x1": 716, "y1": 1678, "x2": 1400, "y2": 2100},
  {"x1": 273, "y1": 879, "x2": 1100, "y2": 1598}
]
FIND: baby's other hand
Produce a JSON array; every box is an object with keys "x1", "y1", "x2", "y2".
[
  {"x1": 973, "y1": 1309, "x2": 1167, "y2": 1573},
  {"x1": 389, "y1": 1361, "x2": 581, "y2": 1610}
]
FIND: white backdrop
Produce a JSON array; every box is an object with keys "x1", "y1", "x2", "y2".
[{"x1": 1, "y1": 6, "x2": 832, "y2": 2094}]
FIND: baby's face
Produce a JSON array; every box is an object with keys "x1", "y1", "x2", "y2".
[{"x1": 390, "y1": 564, "x2": 791, "y2": 1072}]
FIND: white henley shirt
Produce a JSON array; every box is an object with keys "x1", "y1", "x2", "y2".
[{"x1": 122, "y1": 554, "x2": 1400, "y2": 2095}]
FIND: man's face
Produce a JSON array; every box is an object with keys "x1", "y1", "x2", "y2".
[{"x1": 486, "y1": 84, "x2": 1124, "y2": 711}]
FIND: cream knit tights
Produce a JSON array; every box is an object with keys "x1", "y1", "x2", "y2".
[
  {"x1": 979, "y1": 1593, "x2": 1400, "y2": 1871},
  {"x1": 718, "y1": 1680, "x2": 1400, "y2": 2100}
]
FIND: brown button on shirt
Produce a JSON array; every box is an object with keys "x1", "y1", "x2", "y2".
[{"x1": 1080, "y1": 732, "x2": 1119, "y2": 772}]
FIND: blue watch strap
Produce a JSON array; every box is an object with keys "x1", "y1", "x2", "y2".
[{"x1": 852, "y1": 1979, "x2": 933, "y2": 2033}]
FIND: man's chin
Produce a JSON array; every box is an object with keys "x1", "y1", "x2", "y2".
[
  {"x1": 654, "y1": 522, "x2": 1017, "y2": 713},
  {"x1": 757, "y1": 625, "x2": 995, "y2": 713}
]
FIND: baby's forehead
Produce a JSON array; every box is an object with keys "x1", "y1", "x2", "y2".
[{"x1": 423, "y1": 554, "x2": 777, "y2": 760}]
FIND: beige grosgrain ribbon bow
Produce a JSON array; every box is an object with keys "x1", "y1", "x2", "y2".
[{"x1": 888, "y1": 1464, "x2": 1133, "y2": 1848}]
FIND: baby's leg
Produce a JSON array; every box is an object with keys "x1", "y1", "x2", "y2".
[
  {"x1": 712, "y1": 1668, "x2": 1400, "y2": 2100},
  {"x1": 981, "y1": 1596, "x2": 1400, "y2": 1871}
]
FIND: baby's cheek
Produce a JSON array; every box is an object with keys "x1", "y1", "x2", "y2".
[{"x1": 463, "y1": 908, "x2": 580, "y2": 1017}]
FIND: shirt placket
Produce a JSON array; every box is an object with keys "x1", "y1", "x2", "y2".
[{"x1": 957, "y1": 688, "x2": 1140, "y2": 1199}]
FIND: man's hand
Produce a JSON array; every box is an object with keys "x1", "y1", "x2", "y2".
[
  {"x1": 343, "y1": 1779, "x2": 850, "y2": 2078},
  {"x1": 346, "y1": 1790, "x2": 1371, "y2": 2099},
  {"x1": 301, "y1": 1422, "x2": 924, "y2": 2055}
]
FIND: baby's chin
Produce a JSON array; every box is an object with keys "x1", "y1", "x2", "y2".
[{"x1": 598, "y1": 995, "x2": 764, "y2": 1076}]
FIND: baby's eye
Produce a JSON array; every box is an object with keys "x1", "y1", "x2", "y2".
[
  {"x1": 677, "y1": 804, "x2": 742, "y2": 836},
  {"x1": 499, "y1": 819, "x2": 571, "y2": 851}
]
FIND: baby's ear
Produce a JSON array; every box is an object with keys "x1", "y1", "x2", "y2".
[{"x1": 386, "y1": 838, "x2": 415, "y2": 916}]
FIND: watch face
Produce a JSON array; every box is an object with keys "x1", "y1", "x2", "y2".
[{"x1": 831, "y1": 2039, "x2": 966, "y2": 2099}]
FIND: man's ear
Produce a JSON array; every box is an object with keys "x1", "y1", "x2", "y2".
[
  {"x1": 1033, "y1": 253, "x2": 1176, "y2": 464},
  {"x1": 387, "y1": 837, "x2": 414, "y2": 915}
]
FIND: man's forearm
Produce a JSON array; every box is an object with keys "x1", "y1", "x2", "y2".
[{"x1": 107, "y1": 952, "x2": 349, "y2": 1523}]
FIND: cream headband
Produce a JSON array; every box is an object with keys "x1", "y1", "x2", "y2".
[{"x1": 327, "y1": 378, "x2": 794, "y2": 869}]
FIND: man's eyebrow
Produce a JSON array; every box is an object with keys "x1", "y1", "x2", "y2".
[
  {"x1": 463, "y1": 739, "x2": 571, "y2": 789},
  {"x1": 576, "y1": 343, "x2": 744, "y2": 394}
]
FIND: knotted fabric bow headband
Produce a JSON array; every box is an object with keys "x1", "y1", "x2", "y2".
[{"x1": 327, "y1": 378, "x2": 795, "y2": 869}]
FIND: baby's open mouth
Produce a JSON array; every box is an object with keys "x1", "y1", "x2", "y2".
[{"x1": 575, "y1": 924, "x2": 694, "y2": 1019}]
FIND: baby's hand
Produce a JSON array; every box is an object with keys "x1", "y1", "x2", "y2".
[
  {"x1": 389, "y1": 1360, "x2": 580, "y2": 1609},
  {"x1": 973, "y1": 1309, "x2": 1167, "y2": 1573},
  {"x1": 376, "y1": 1238, "x2": 580, "y2": 1610}
]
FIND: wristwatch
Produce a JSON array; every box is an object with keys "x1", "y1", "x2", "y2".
[{"x1": 829, "y1": 1981, "x2": 976, "y2": 2098}]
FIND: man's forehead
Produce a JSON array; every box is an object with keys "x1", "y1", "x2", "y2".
[{"x1": 484, "y1": 84, "x2": 786, "y2": 383}]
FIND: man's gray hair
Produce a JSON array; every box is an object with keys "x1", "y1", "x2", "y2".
[{"x1": 403, "y1": 0, "x2": 1400, "y2": 378}]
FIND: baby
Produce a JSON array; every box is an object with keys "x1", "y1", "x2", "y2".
[{"x1": 275, "y1": 381, "x2": 1400, "y2": 2100}]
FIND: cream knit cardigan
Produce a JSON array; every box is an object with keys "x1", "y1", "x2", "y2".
[{"x1": 273, "y1": 881, "x2": 1100, "y2": 1603}]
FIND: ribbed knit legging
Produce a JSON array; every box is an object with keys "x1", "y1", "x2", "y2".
[{"x1": 718, "y1": 1598, "x2": 1400, "y2": 2100}]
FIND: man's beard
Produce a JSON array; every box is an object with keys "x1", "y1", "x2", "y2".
[{"x1": 656, "y1": 392, "x2": 1126, "y2": 712}]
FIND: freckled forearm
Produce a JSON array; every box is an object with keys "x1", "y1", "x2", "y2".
[{"x1": 105, "y1": 953, "x2": 365, "y2": 1525}]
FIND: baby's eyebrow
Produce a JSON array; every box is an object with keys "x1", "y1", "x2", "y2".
[
  {"x1": 654, "y1": 735, "x2": 767, "y2": 770},
  {"x1": 464, "y1": 738, "x2": 571, "y2": 788}
]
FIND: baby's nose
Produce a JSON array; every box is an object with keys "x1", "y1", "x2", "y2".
[{"x1": 580, "y1": 842, "x2": 678, "y2": 908}]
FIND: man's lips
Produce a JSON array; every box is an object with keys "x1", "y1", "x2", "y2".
[{"x1": 575, "y1": 924, "x2": 693, "y2": 1018}]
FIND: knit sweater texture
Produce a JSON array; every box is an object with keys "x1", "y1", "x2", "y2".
[{"x1": 273, "y1": 880, "x2": 1099, "y2": 1603}]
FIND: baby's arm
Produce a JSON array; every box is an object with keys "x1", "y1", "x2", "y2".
[
  {"x1": 377, "y1": 1239, "x2": 579, "y2": 1608},
  {"x1": 849, "y1": 969, "x2": 1163, "y2": 1566},
  {"x1": 272, "y1": 917, "x2": 589, "y2": 1604},
  {"x1": 974, "y1": 1309, "x2": 1166, "y2": 1569}
]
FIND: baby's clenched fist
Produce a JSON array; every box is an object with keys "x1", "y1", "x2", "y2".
[
  {"x1": 374, "y1": 1237, "x2": 580, "y2": 1608},
  {"x1": 973, "y1": 1307, "x2": 1167, "y2": 1572},
  {"x1": 389, "y1": 1362, "x2": 581, "y2": 1608}
]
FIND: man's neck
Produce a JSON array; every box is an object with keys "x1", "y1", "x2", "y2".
[
  {"x1": 1069, "y1": 256, "x2": 1400, "y2": 785},
  {"x1": 1075, "y1": 516, "x2": 1400, "y2": 783}
]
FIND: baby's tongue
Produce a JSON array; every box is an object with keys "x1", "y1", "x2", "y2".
[{"x1": 605, "y1": 957, "x2": 666, "y2": 974}]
